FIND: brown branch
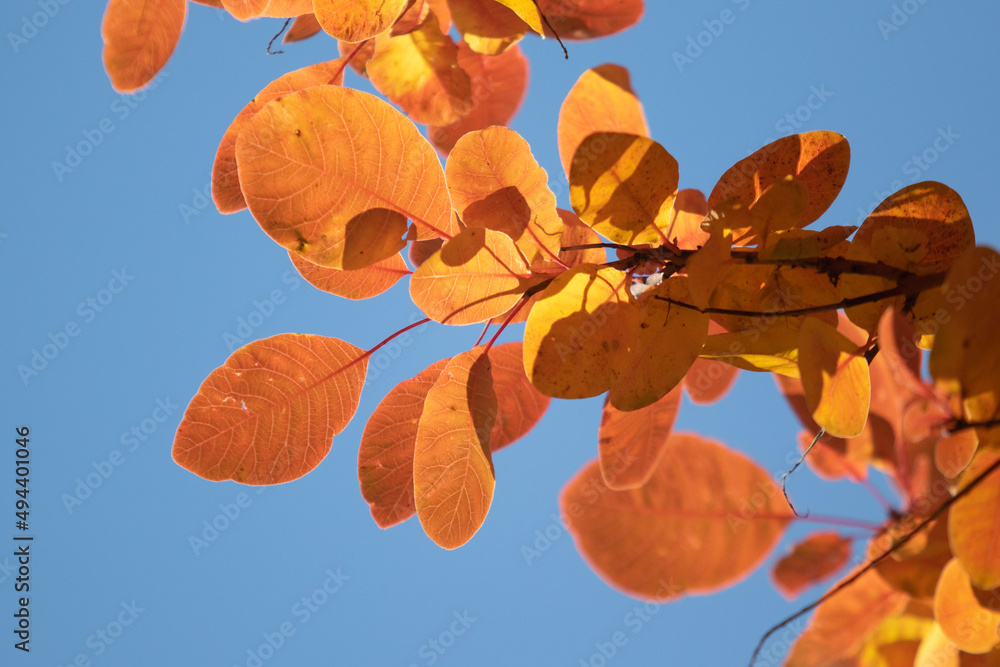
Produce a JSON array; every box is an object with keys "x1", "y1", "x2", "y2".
[
  {"x1": 747, "y1": 451, "x2": 1000, "y2": 667},
  {"x1": 532, "y1": 0, "x2": 568, "y2": 59},
  {"x1": 267, "y1": 18, "x2": 292, "y2": 54},
  {"x1": 948, "y1": 417, "x2": 1000, "y2": 433}
]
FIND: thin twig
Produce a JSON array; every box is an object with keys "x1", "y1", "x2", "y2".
[
  {"x1": 781, "y1": 429, "x2": 824, "y2": 518},
  {"x1": 267, "y1": 18, "x2": 292, "y2": 55},
  {"x1": 532, "y1": 0, "x2": 568, "y2": 59}
]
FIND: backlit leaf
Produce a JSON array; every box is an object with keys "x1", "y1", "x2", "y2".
[
  {"x1": 448, "y1": 0, "x2": 528, "y2": 54},
  {"x1": 428, "y1": 42, "x2": 529, "y2": 154},
  {"x1": 173, "y1": 334, "x2": 367, "y2": 485},
  {"x1": 414, "y1": 347, "x2": 497, "y2": 549},
  {"x1": 337, "y1": 38, "x2": 376, "y2": 76},
  {"x1": 101, "y1": 0, "x2": 185, "y2": 93},
  {"x1": 558, "y1": 64, "x2": 649, "y2": 179},
  {"x1": 570, "y1": 133, "x2": 679, "y2": 245},
  {"x1": 367, "y1": 14, "x2": 474, "y2": 126},
  {"x1": 556, "y1": 208, "x2": 607, "y2": 268},
  {"x1": 798, "y1": 317, "x2": 871, "y2": 438},
  {"x1": 949, "y1": 447, "x2": 1000, "y2": 590},
  {"x1": 314, "y1": 0, "x2": 407, "y2": 41},
  {"x1": 358, "y1": 358, "x2": 450, "y2": 528},
  {"x1": 561, "y1": 434, "x2": 791, "y2": 601},
  {"x1": 934, "y1": 558, "x2": 1000, "y2": 654},
  {"x1": 785, "y1": 568, "x2": 910, "y2": 666},
  {"x1": 871, "y1": 515, "x2": 952, "y2": 599},
  {"x1": 523, "y1": 265, "x2": 639, "y2": 399},
  {"x1": 410, "y1": 227, "x2": 541, "y2": 324},
  {"x1": 758, "y1": 225, "x2": 856, "y2": 262},
  {"x1": 488, "y1": 342, "x2": 550, "y2": 451},
  {"x1": 598, "y1": 386, "x2": 681, "y2": 490},
  {"x1": 289, "y1": 250, "x2": 409, "y2": 300},
  {"x1": 683, "y1": 357, "x2": 739, "y2": 405},
  {"x1": 665, "y1": 188, "x2": 709, "y2": 250},
  {"x1": 490, "y1": 0, "x2": 543, "y2": 33},
  {"x1": 390, "y1": 0, "x2": 430, "y2": 35},
  {"x1": 707, "y1": 131, "x2": 850, "y2": 229},
  {"x1": 220, "y1": 0, "x2": 312, "y2": 19},
  {"x1": 771, "y1": 532, "x2": 852, "y2": 600},
  {"x1": 283, "y1": 13, "x2": 323, "y2": 43},
  {"x1": 236, "y1": 86, "x2": 455, "y2": 269},
  {"x1": 732, "y1": 174, "x2": 808, "y2": 248},
  {"x1": 536, "y1": 0, "x2": 643, "y2": 40},
  {"x1": 213, "y1": 59, "x2": 346, "y2": 215},
  {"x1": 445, "y1": 126, "x2": 563, "y2": 269}
]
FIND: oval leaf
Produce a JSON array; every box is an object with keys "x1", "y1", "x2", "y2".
[
  {"x1": 798, "y1": 317, "x2": 872, "y2": 438},
  {"x1": 173, "y1": 334, "x2": 367, "y2": 485},
  {"x1": 536, "y1": 0, "x2": 643, "y2": 40},
  {"x1": 414, "y1": 347, "x2": 497, "y2": 549},
  {"x1": 949, "y1": 447, "x2": 1000, "y2": 590},
  {"x1": 771, "y1": 532, "x2": 852, "y2": 600},
  {"x1": 289, "y1": 250, "x2": 409, "y2": 300},
  {"x1": 314, "y1": 0, "x2": 408, "y2": 41},
  {"x1": 488, "y1": 342, "x2": 550, "y2": 452},
  {"x1": 934, "y1": 558, "x2": 1000, "y2": 654},
  {"x1": 598, "y1": 386, "x2": 681, "y2": 490},
  {"x1": 101, "y1": 0, "x2": 185, "y2": 93}
]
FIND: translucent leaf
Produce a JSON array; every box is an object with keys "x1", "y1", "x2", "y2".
[
  {"x1": 448, "y1": 0, "x2": 528, "y2": 54},
  {"x1": 101, "y1": 0, "x2": 185, "y2": 93},
  {"x1": 408, "y1": 238, "x2": 443, "y2": 268},
  {"x1": 490, "y1": 0, "x2": 543, "y2": 33},
  {"x1": 173, "y1": 334, "x2": 367, "y2": 485},
  {"x1": 798, "y1": 317, "x2": 871, "y2": 438},
  {"x1": 283, "y1": 14, "x2": 323, "y2": 43},
  {"x1": 289, "y1": 250, "x2": 409, "y2": 300},
  {"x1": 314, "y1": 0, "x2": 408, "y2": 41},
  {"x1": 367, "y1": 14, "x2": 474, "y2": 126},
  {"x1": 414, "y1": 347, "x2": 497, "y2": 549},
  {"x1": 785, "y1": 568, "x2": 910, "y2": 666},
  {"x1": 390, "y1": 0, "x2": 430, "y2": 35},
  {"x1": 598, "y1": 386, "x2": 681, "y2": 490},
  {"x1": 445, "y1": 126, "x2": 563, "y2": 270},
  {"x1": 523, "y1": 265, "x2": 639, "y2": 399},
  {"x1": 556, "y1": 208, "x2": 607, "y2": 268},
  {"x1": 558, "y1": 64, "x2": 648, "y2": 180},
  {"x1": 488, "y1": 342, "x2": 549, "y2": 451},
  {"x1": 570, "y1": 133, "x2": 679, "y2": 245},
  {"x1": 665, "y1": 189, "x2": 709, "y2": 250},
  {"x1": 771, "y1": 532, "x2": 852, "y2": 600},
  {"x1": 536, "y1": 0, "x2": 643, "y2": 40},
  {"x1": 220, "y1": 0, "x2": 312, "y2": 19},
  {"x1": 683, "y1": 357, "x2": 739, "y2": 405},
  {"x1": 609, "y1": 277, "x2": 709, "y2": 411},
  {"x1": 236, "y1": 86, "x2": 455, "y2": 268},
  {"x1": 337, "y1": 38, "x2": 376, "y2": 76},
  {"x1": 213, "y1": 59, "x2": 346, "y2": 215},
  {"x1": 730, "y1": 174, "x2": 808, "y2": 248},
  {"x1": 428, "y1": 42, "x2": 528, "y2": 154},
  {"x1": 409, "y1": 227, "x2": 541, "y2": 324},
  {"x1": 843, "y1": 182, "x2": 975, "y2": 333},
  {"x1": 707, "y1": 131, "x2": 850, "y2": 230},
  {"x1": 934, "y1": 558, "x2": 1000, "y2": 654},
  {"x1": 949, "y1": 447, "x2": 1000, "y2": 590},
  {"x1": 871, "y1": 516, "x2": 952, "y2": 599},
  {"x1": 358, "y1": 358, "x2": 450, "y2": 528},
  {"x1": 561, "y1": 434, "x2": 791, "y2": 601}
]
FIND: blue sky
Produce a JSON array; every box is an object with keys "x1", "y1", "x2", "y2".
[{"x1": 3, "y1": 1, "x2": 999, "y2": 665}]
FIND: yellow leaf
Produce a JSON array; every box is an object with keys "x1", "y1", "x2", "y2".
[
  {"x1": 798, "y1": 317, "x2": 871, "y2": 438},
  {"x1": 314, "y1": 0, "x2": 408, "y2": 41}
]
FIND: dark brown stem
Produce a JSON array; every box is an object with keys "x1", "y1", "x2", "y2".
[
  {"x1": 267, "y1": 18, "x2": 292, "y2": 54},
  {"x1": 532, "y1": 0, "x2": 568, "y2": 59}
]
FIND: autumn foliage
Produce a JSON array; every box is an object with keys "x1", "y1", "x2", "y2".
[{"x1": 103, "y1": 1, "x2": 1000, "y2": 664}]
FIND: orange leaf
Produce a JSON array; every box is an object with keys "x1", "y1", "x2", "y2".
[
  {"x1": 558, "y1": 64, "x2": 648, "y2": 180},
  {"x1": 289, "y1": 250, "x2": 409, "y2": 300},
  {"x1": 427, "y1": 42, "x2": 529, "y2": 154},
  {"x1": 683, "y1": 357, "x2": 739, "y2": 405},
  {"x1": 409, "y1": 227, "x2": 541, "y2": 324},
  {"x1": 665, "y1": 188, "x2": 709, "y2": 250},
  {"x1": 367, "y1": 14, "x2": 474, "y2": 126},
  {"x1": 707, "y1": 131, "x2": 850, "y2": 229},
  {"x1": 609, "y1": 277, "x2": 709, "y2": 411},
  {"x1": 337, "y1": 38, "x2": 376, "y2": 77},
  {"x1": 314, "y1": 0, "x2": 408, "y2": 41},
  {"x1": 949, "y1": 447, "x2": 1000, "y2": 590},
  {"x1": 738, "y1": 174, "x2": 809, "y2": 247},
  {"x1": 448, "y1": 0, "x2": 528, "y2": 54},
  {"x1": 556, "y1": 208, "x2": 607, "y2": 268},
  {"x1": 878, "y1": 306, "x2": 928, "y2": 401},
  {"x1": 358, "y1": 358, "x2": 450, "y2": 528},
  {"x1": 446, "y1": 126, "x2": 563, "y2": 270},
  {"x1": 101, "y1": 0, "x2": 185, "y2": 93},
  {"x1": 390, "y1": 0, "x2": 429, "y2": 35},
  {"x1": 758, "y1": 225, "x2": 856, "y2": 261},
  {"x1": 236, "y1": 86, "x2": 455, "y2": 268},
  {"x1": 523, "y1": 265, "x2": 639, "y2": 399},
  {"x1": 536, "y1": 0, "x2": 643, "y2": 40},
  {"x1": 561, "y1": 434, "x2": 791, "y2": 601},
  {"x1": 870, "y1": 516, "x2": 953, "y2": 599},
  {"x1": 414, "y1": 347, "x2": 497, "y2": 548},
  {"x1": 785, "y1": 568, "x2": 910, "y2": 666},
  {"x1": 488, "y1": 342, "x2": 550, "y2": 451},
  {"x1": 173, "y1": 334, "x2": 367, "y2": 485},
  {"x1": 490, "y1": 0, "x2": 543, "y2": 33},
  {"x1": 842, "y1": 182, "x2": 975, "y2": 333},
  {"x1": 798, "y1": 317, "x2": 872, "y2": 438},
  {"x1": 212, "y1": 59, "x2": 346, "y2": 215},
  {"x1": 220, "y1": 0, "x2": 312, "y2": 19},
  {"x1": 598, "y1": 386, "x2": 681, "y2": 490},
  {"x1": 771, "y1": 532, "x2": 852, "y2": 600},
  {"x1": 570, "y1": 133, "x2": 679, "y2": 245},
  {"x1": 934, "y1": 558, "x2": 1000, "y2": 654},
  {"x1": 283, "y1": 14, "x2": 323, "y2": 43}
]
